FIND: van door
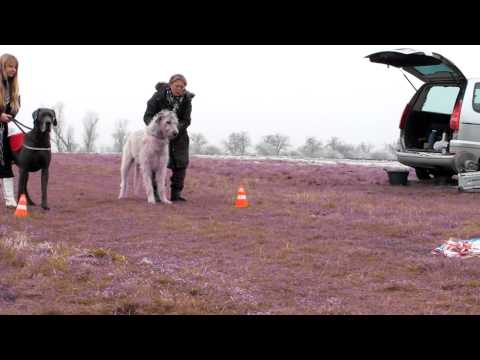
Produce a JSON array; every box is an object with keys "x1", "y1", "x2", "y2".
[{"x1": 366, "y1": 48, "x2": 466, "y2": 83}]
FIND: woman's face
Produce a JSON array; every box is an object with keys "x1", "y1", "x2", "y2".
[
  {"x1": 170, "y1": 80, "x2": 186, "y2": 97},
  {"x1": 4, "y1": 61, "x2": 17, "y2": 78}
]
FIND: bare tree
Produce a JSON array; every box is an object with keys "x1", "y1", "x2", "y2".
[
  {"x1": 369, "y1": 143, "x2": 398, "y2": 160},
  {"x1": 64, "y1": 125, "x2": 79, "y2": 152},
  {"x1": 223, "y1": 132, "x2": 251, "y2": 155},
  {"x1": 357, "y1": 142, "x2": 374, "y2": 154},
  {"x1": 203, "y1": 145, "x2": 223, "y2": 155},
  {"x1": 353, "y1": 142, "x2": 375, "y2": 159},
  {"x1": 112, "y1": 119, "x2": 129, "y2": 153},
  {"x1": 51, "y1": 102, "x2": 67, "y2": 152},
  {"x1": 82, "y1": 111, "x2": 100, "y2": 153},
  {"x1": 190, "y1": 133, "x2": 209, "y2": 155},
  {"x1": 255, "y1": 133, "x2": 290, "y2": 156},
  {"x1": 299, "y1": 137, "x2": 323, "y2": 158},
  {"x1": 326, "y1": 136, "x2": 355, "y2": 159}
]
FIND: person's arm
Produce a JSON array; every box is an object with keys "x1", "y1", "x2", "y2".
[
  {"x1": 143, "y1": 93, "x2": 160, "y2": 125},
  {"x1": 179, "y1": 100, "x2": 192, "y2": 132}
]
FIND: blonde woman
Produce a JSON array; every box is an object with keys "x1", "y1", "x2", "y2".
[{"x1": 0, "y1": 54, "x2": 21, "y2": 208}]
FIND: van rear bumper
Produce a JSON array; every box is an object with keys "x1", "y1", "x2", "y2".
[{"x1": 396, "y1": 151, "x2": 456, "y2": 170}]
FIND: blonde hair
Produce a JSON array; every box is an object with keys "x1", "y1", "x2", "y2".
[{"x1": 0, "y1": 54, "x2": 20, "y2": 115}]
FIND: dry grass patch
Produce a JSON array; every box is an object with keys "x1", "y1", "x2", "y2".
[{"x1": 352, "y1": 222, "x2": 411, "y2": 238}]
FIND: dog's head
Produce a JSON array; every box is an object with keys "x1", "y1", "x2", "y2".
[
  {"x1": 32, "y1": 108, "x2": 57, "y2": 133},
  {"x1": 147, "y1": 110, "x2": 179, "y2": 140}
]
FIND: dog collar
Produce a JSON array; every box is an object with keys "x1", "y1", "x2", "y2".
[{"x1": 23, "y1": 144, "x2": 51, "y2": 151}]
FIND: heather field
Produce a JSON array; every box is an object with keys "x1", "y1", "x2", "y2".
[{"x1": 2, "y1": 153, "x2": 480, "y2": 314}]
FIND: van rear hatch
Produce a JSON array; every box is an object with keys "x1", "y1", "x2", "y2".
[{"x1": 366, "y1": 48, "x2": 466, "y2": 83}]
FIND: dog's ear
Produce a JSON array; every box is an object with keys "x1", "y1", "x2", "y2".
[
  {"x1": 51, "y1": 110, "x2": 57, "y2": 126},
  {"x1": 32, "y1": 109, "x2": 40, "y2": 122}
]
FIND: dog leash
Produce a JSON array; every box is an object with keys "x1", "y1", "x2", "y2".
[
  {"x1": 12, "y1": 119, "x2": 51, "y2": 150},
  {"x1": 11, "y1": 118, "x2": 70, "y2": 150},
  {"x1": 11, "y1": 118, "x2": 32, "y2": 133}
]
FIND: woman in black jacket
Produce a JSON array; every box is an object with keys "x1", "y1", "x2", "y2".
[
  {"x1": 0, "y1": 53, "x2": 21, "y2": 208},
  {"x1": 143, "y1": 74, "x2": 195, "y2": 202}
]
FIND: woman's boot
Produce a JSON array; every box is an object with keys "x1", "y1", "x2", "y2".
[{"x1": 2, "y1": 178, "x2": 17, "y2": 208}]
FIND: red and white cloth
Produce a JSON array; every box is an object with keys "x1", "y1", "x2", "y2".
[
  {"x1": 7, "y1": 121, "x2": 24, "y2": 152},
  {"x1": 432, "y1": 238, "x2": 480, "y2": 258}
]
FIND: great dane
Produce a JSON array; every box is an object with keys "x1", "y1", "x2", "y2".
[{"x1": 11, "y1": 108, "x2": 57, "y2": 210}]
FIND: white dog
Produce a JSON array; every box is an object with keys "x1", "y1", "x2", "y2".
[{"x1": 119, "y1": 110, "x2": 179, "y2": 204}]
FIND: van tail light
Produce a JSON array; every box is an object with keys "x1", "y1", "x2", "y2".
[
  {"x1": 450, "y1": 99, "x2": 463, "y2": 131},
  {"x1": 399, "y1": 103, "x2": 412, "y2": 130}
]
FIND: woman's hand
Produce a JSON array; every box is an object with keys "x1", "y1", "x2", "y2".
[{"x1": 0, "y1": 113, "x2": 13, "y2": 123}]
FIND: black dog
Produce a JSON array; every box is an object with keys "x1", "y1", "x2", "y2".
[{"x1": 11, "y1": 108, "x2": 57, "y2": 210}]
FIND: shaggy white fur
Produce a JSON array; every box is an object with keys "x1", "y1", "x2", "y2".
[{"x1": 119, "y1": 110, "x2": 179, "y2": 204}]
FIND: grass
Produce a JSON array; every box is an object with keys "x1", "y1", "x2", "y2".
[{"x1": 4, "y1": 154, "x2": 480, "y2": 314}]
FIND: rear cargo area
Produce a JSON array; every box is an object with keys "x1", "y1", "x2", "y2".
[
  {"x1": 403, "y1": 110, "x2": 451, "y2": 151},
  {"x1": 403, "y1": 83, "x2": 463, "y2": 152}
]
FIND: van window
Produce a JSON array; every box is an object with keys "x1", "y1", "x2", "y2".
[
  {"x1": 415, "y1": 64, "x2": 454, "y2": 76},
  {"x1": 474, "y1": 83, "x2": 480, "y2": 113},
  {"x1": 421, "y1": 85, "x2": 460, "y2": 114}
]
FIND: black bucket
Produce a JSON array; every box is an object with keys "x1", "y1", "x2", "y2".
[{"x1": 384, "y1": 168, "x2": 409, "y2": 186}]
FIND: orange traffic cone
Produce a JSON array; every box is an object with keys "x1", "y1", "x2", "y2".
[
  {"x1": 14, "y1": 194, "x2": 28, "y2": 217},
  {"x1": 235, "y1": 185, "x2": 249, "y2": 208}
]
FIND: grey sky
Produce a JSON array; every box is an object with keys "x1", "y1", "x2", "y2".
[{"x1": 2, "y1": 45, "x2": 479, "y2": 151}]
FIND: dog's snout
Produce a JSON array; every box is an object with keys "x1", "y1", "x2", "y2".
[{"x1": 172, "y1": 130, "x2": 179, "y2": 137}]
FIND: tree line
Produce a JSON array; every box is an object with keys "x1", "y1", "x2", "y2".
[
  {"x1": 190, "y1": 132, "x2": 397, "y2": 160},
  {"x1": 49, "y1": 102, "x2": 397, "y2": 160},
  {"x1": 51, "y1": 102, "x2": 128, "y2": 154}
]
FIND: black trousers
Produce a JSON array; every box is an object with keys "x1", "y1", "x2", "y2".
[
  {"x1": 151, "y1": 167, "x2": 187, "y2": 197},
  {"x1": 0, "y1": 123, "x2": 14, "y2": 178}
]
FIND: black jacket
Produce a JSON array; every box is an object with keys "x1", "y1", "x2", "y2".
[{"x1": 143, "y1": 82, "x2": 195, "y2": 169}]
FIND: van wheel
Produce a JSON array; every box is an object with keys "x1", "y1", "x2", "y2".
[{"x1": 414, "y1": 168, "x2": 432, "y2": 180}]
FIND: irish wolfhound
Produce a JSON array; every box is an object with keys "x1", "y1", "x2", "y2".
[{"x1": 119, "y1": 110, "x2": 179, "y2": 204}]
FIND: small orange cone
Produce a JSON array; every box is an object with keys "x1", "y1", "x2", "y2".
[
  {"x1": 14, "y1": 194, "x2": 28, "y2": 217},
  {"x1": 235, "y1": 185, "x2": 249, "y2": 208}
]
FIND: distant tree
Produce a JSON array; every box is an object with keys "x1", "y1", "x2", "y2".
[
  {"x1": 203, "y1": 145, "x2": 223, "y2": 155},
  {"x1": 82, "y1": 111, "x2": 100, "y2": 153},
  {"x1": 286, "y1": 149, "x2": 302, "y2": 158},
  {"x1": 369, "y1": 142, "x2": 398, "y2": 160},
  {"x1": 223, "y1": 132, "x2": 251, "y2": 155},
  {"x1": 98, "y1": 145, "x2": 115, "y2": 153},
  {"x1": 255, "y1": 133, "x2": 290, "y2": 156},
  {"x1": 386, "y1": 140, "x2": 399, "y2": 155},
  {"x1": 354, "y1": 142, "x2": 375, "y2": 159},
  {"x1": 299, "y1": 137, "x2": 323, "y2": 158},
  {"x1": 326, "y1": 136, "x2": 355, "y2": 159},
  {"x1": 357, "y1": 142, "x2": 374, "y2": 154},
  {"x1": 112, "y1": 119, "x2": 129, "y2": 153},
  {"x1": 51, "y1": 102, "x2": 67, "y2": 153},
  {"x1": 64, "y1": 125, "x2": 79, "y2": 152},
  {"x1": 190, "y1": 133, "x2": 209, "y2": 154}
]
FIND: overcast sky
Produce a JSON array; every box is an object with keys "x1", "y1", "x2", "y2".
[{"x1": 2, "y1": 45, "x2": 479, "y2": 151}]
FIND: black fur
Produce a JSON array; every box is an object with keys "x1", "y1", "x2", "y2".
[{"x1": 11, "y1": 108, "x2": 56, "y2": 210}]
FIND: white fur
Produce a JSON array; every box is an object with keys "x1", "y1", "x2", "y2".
[{"x1": 119, "y1": 110, "x2": 179, "y2": 204}]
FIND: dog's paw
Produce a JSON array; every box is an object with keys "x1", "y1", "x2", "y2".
[
  {"x1": 162, "y1": 200, "x2": 173, "y2": 205},
  {"x1": 41, "y1": 205, "x2": 50, "y2": 211}
]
